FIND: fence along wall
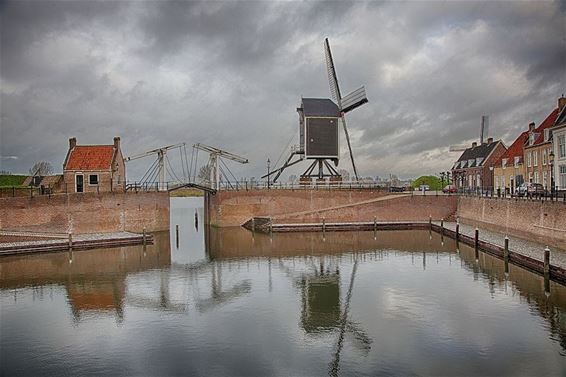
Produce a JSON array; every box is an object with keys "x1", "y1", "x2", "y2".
[
  {"x1": 457, "y1": 196, "x2": 566, "y2": 249},
  {"x1": 0, "y1": 191, "x2": 169, "y2": 234}
]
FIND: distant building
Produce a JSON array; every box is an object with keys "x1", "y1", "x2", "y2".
[
  {"x1": 523, "y1": 103, "x2": 560, "y2": 189},
  {"x1": 551, "y1": 97, "x2": 566, "y2": 191},
  {"x1": 493, "y1": 130, "x2": 528, "y2": 195},
  {"x1": 63, "y1": 137, "x2": 125, "y2": 193},
  {"x1": 451, "y1": 138, "x2": 507, "y2": 192}
]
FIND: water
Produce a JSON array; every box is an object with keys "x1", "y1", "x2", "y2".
[{"x1": 1, "y1": 197, "x2": 565, "y2": 376}]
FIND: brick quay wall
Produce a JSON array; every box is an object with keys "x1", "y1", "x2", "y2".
[
  {"x1": 0, "y1": 191, "x2": 169, "y2": 234},
  {"x1": 207, "y1": 189, "x2": 458, "y2": 227},
  {"x1": 457, "y1": 196, "x2": 566, "y2": 249}
]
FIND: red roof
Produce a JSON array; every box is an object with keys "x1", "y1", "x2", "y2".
[
  {"x1": 528, "y1": 108, "x2": 559, "y2": 147},
  {"x1": 65, "y1": 145, "x2": 115, "y2": 171},
  {"x1": 499, "y1": 131, "x2": 528, "y2": 165}
]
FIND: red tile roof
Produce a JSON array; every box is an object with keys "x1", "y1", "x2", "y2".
[
  {"x1": 65, "y1": 145, "x2": 115, "y2": 171},
  {"x1": 527, "y1": 108, "x2": 559, "y2": 147},
  {"x1": 498, "y1": 131, "x2": 528, "y2": 165}
]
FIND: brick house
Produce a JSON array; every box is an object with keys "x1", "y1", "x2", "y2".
[
  {"x1": 451, "y1": 138, "x2": 507, "y2": 192},
  {"x1": 523, "y1": 103, "x2": 560, "y2": 189},
  {"x1": 550, "y1": 97, "x2": 566, "y2": 191},
  {"x1": 63, "y1": 137, "x2": 125, "y2": 193},
  {"x1": 493, "y1": 130, "x2": 528, "y2": 195}
]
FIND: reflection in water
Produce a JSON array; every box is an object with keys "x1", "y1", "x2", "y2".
[
  {"x1": 1, "y1": 197, "x2": 566, "y2": 376},
  {"x1": 1, "y1": 232, "x2": 171, "y2": 323}
]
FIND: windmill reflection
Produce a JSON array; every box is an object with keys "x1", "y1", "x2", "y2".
[{"x1": 280, "y1": 254, "x2": 372, "y2": 375}]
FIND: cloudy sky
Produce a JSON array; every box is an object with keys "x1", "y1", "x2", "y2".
[{"x1": 1, "y1": 0, "x2": 565, "y2": 181}]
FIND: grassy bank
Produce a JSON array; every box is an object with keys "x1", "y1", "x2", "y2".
[{"x1": 0, "y1": 174, "x2": 27, "y2": 187}]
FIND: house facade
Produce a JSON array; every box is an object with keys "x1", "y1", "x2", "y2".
[
  {"x1": 493, "y1": 131, "x2": 528, "y2": 195},
  {"x1": 63, "y1": 137, "x2": 126, "y2": 193},
  {"x1": 551, "y1": 97, "x2": 566, "y2": 191},
  {"x1": 523, "y1": 104, "x2": 560, "y2": 189},
  {"x1": 451, "y1": 138, "x2": 507, "y2": 192}
]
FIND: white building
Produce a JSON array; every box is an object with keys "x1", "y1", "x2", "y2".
[{"x1": 551, "y1": 97, "x2": 566, "y2": 191}]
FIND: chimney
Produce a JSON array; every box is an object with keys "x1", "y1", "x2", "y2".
[
  {"x1": 487, "y1": 137, "x2": 493, "y2": 144},
  {"x1": 113, "y1": 137, "x2": 120, "y2": 149},
  {"x1": 69, "y1": 137, "x2": 76, "y2": 149},
  {"x1": 528, "y1": 122, "x2": 535, "y2": 132},
  {"x1": 559, "y1": 96, "x2": 566, "y2": 112},
  {"x1": 472, "y1": 142, "x2": 477, "y2": 148}
]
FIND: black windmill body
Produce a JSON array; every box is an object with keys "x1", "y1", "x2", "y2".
[{"x1": 265, "y1": 38, "x2": 368, "y2": 183}]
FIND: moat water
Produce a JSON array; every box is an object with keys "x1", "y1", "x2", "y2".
[{"x1": 1, "y1": 197, "x2": 565, "y2": 376}]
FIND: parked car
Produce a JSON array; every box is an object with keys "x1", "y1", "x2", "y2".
[
  {"x1": 419, "y1": 185, "x2": 430, "y2": 191},
  {"x1": 517, "y1": 182, "x2": 545, "y2": 197},
  {"x1": 442, "y1": 184, "x2": 457, "y2": 194},
  {"x1": 389, "y1": 186, "x2": 405, "y2": 192}
]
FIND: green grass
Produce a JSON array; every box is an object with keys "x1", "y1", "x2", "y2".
[
  {"x1": 0, "y1": 174, "x2": 27, "y2": 187},
  {"x1": 411, "y1": 175, "x2": 443, "y2": 191}
]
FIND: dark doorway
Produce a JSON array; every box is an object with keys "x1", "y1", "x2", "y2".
[{"x1": 76, "y1": 174, "x2": 84, "y2": 193}]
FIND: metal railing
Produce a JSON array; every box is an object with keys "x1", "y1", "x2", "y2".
[
  {"x1": 215, "y1": 180, "x2": 397, "y2": 192},
  {"x1": 456, "y1": 186, "x2": 566, "y2": 202}
]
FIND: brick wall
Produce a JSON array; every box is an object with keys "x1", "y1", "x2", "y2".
[
  {"x1": 0, "y1": 191, "x2": 169, "y2": 234},
  {"x1": 63, "y1": 171, "x2": 115, "y2": 193},
  {"x1": 208, "y1": 189, "x2": 458, "y2": 227},
  {"x1": 457, "y1": 196, "x2": 566, "y2": 249}
]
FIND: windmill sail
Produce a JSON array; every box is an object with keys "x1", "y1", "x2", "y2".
[
  {"x1": 341, "y1": 86, "x2": 368, "y2": 114},
  {"x1": 325, "y1": 38, "x2": 342, "y2": 103},
  {"x1": 324, "y1": 38, "x2": 360, "y2": 181}
]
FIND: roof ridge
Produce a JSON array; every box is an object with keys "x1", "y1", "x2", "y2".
[{"x1": 74, "y1": 144, "x2": 114, "y2": 147}]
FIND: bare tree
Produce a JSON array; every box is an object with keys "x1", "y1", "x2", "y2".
[
  {"x1": 197, "y1": 165, "x2": 211, "y2": 184},
  {"x1": 29, "y1": 161, "x2": 53, "y2": 176},
  {"x1": 338, "y1": 169, "x2": 350, "y2": 181}
]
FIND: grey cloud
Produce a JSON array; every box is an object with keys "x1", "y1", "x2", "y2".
[{"x1": 1, "y1": 0, "x2": 564, "y2": 180}]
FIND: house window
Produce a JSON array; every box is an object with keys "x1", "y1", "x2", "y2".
[
  {"x1": 502, "y1": 158, "x2": 507, "y2": 169},
  {"x1": 529, "y1": 172, "x2": 533, "y2": 183},
  {"x1": 527, "y1": 152, "x2": 532, "y2": 167},
  {"x1": 533, "y1": 151, "x2": 538, "y2": 166},
  {"x1": 560, "y1": 165, "x2": 566, "y2": 189},
  {"x1": 89, "y1": 174, "x2": 99, "y2": 185},
  {"x1": 542, "y1": 149, "x2": 547, "y2": 165},
  {"x1": 534, "y1": 171, "x2": 539, "y2": 184},
  {"x1": 559, "y1": 135, "x2": 566, "y2": 158},
  {"x1": 544, "y1": 129, "x2": 550, "y2": 142},
  {"x1": 514, "y1": 156, "x2": 520, "y2": 167},
  {"x1": 543, "y1": 171, "x2": 548, "y2": 188}
]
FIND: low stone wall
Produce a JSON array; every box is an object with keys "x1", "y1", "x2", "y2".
[
  {"x1": 0, "y1": 191, "x2": 169, "y2": 234},
  {"x1": 457, "y1": 196, "x2": 566, "y2": 249},
  {"x1": 207, "y1": 189, "x2": 457, "y2": 227}
]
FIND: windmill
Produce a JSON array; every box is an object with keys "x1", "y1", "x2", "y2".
[{"x1": 263, "y1": 38, "x2": 368, "y2": 184}]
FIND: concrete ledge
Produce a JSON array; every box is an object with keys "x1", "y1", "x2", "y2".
[{"x1": 0, "y1": 233, "x2": 154, "y2": 257}]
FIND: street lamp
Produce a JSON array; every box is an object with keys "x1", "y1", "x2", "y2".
[
  {"x1": 549, "y1": 150, "x2": 555, "y2": 197},
  {"x1": 267, "y1": 158, "x2": 271, "y2": 189}
]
